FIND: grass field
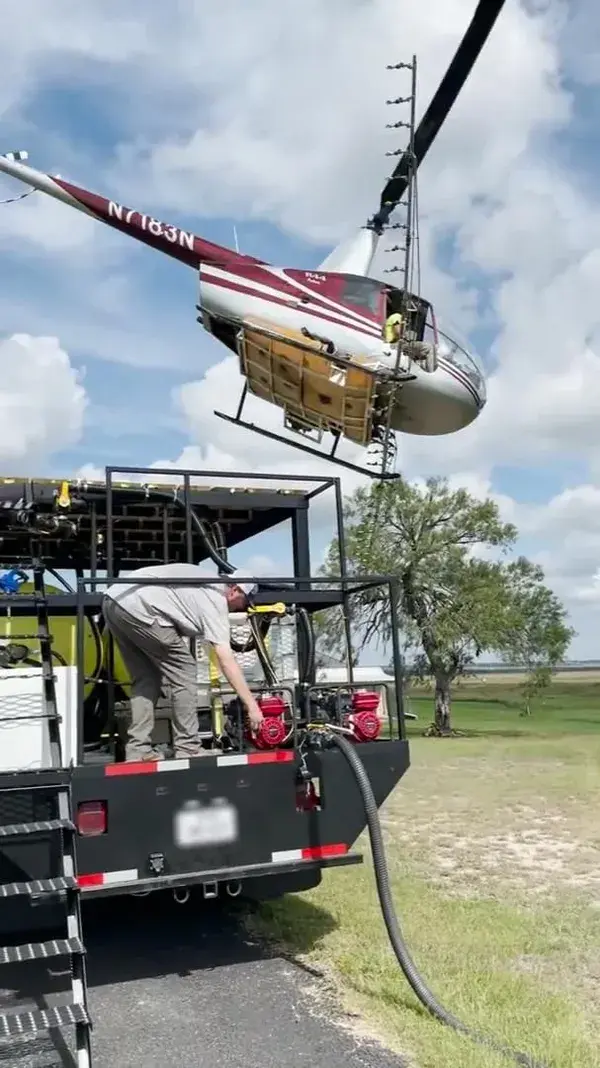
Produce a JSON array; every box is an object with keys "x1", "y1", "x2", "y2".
[{"x1": 249, "y1": 679, "x2": 600, "y2": 1068}]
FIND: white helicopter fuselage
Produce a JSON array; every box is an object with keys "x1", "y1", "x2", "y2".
[
  {"x1": 0, "y1": 151, "x2": 485, "y2": 439},
  {"x1": 198, "y1": 261, "x2": 485, "y2": 436}
]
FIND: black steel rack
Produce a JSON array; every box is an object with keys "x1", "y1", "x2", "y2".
[
  {"x1": 0, "y1": 465, "x2": 407, "y2": 766},
  {"x1": 0, "y1": 466, "x2": 344, "y2": 577}
]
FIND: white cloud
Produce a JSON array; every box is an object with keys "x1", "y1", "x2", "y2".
[
  {"x1": 107, "y1": 0, "x2": 567, "y2": 241},
  {"x1": 4, "y1": 0, "x2": 600, "y2": 657},
  {"x1": 70, "y1": 0, "x2": 597, "y2": 492},
  {"x1": 0, "y1": 334, "x2": 87, "y2": 468}
]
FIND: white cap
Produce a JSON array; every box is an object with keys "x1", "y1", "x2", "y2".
[{"x1": 229, "y1": 571, "x2": 258, "y2": 598}]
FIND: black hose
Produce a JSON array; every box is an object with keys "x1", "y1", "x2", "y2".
[
  {"x1": 297, "y1": 607, "x2": 315, "y2": 684},
  {"x1": 133, "y1": 488, "x2": 235, "y2": 575},
  {"x1": 46, "y1": 566, "x2": 103, "y2": 683},
  {"x1": 193, "y1": 514, "x2": 236, "y2": 575},
  {"x1": 249, "y1": 615, "x2": 278, "y2": 687},
  {"x1": 326, "y1": 731, "x2": 551, "y2": 1068},
  {"x1": 46, "y1": 566, "x2": 74, "y2": 594}
]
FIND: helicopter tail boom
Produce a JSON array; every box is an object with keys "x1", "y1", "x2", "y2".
[{"x1": 0, "y1": 152, "x2": 265, "y2": 270}]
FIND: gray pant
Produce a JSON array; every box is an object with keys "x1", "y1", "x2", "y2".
[{"x1": 102, "y1": 597, "x2": 202, "y2": 759}]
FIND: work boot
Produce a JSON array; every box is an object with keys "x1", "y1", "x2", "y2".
[
  {"x1": 178, "y1": 747, "x2": 213, "y2": 759},
  {"x1": 125, "y1": 748, "x2": 165, "y2": 763}
]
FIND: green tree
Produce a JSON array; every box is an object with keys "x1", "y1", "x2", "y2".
[
  {"x1": 499, "y1": 558, "x2": 575, "y2": 715},
  {"x1": 319, "y1": 478, "x2": 573, "y2": 734}
]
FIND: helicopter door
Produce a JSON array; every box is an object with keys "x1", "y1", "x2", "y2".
[{"x1": 383, "y1": 290, "x2": 429, "y2": 343}]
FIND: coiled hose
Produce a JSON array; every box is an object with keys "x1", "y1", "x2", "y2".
[{"x1": 327, "y1": 731, "x2": 550, "y2": 1068}]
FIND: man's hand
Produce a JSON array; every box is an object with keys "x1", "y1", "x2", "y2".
[
  {"x1": 245, "y1": 696, "x2": 264, "y2": 733},
  {"x1": 213, "y1": 643, "x2": 264, "y2": 732}
]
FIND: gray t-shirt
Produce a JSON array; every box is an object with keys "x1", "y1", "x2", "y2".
[{"x1": 104, "y1": 563, "x2": 230, "y2": 643}]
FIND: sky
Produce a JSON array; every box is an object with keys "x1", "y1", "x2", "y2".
[{"x1": 1, "y1": 0, "x2": 600, "y2": 659}]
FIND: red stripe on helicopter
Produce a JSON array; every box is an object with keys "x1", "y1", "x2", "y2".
[
  {"x1": 437, "y1": 359, "x2": 483, "y2": 406},
  {"x1": 203, "y1": 265, "x2": 382, "y2": 331},
  {"x1": 202, "y1": 273, "x2": 382, "y2": 339},
  {"x1": 202, "y1": 260, "x2": 382, "y2": 329}
]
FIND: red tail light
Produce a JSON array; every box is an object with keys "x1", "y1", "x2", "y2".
[{"x1": 77, "y1": 801, "x2": 107, "y2": 837}]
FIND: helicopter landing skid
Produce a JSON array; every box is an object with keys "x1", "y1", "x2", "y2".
[{"x1": 213, "y1": 410, "x2": 402, "y2": 481}]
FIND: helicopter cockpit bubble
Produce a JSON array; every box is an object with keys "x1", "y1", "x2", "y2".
[{"x1": 424, "y1": 318, "x2": 486, "y2": 406}]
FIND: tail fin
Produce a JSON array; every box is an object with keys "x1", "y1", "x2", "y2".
[
  {"x1": 0, "y1": 152, "x2": 265, "y2": 270},
  {"x1": 317, "y1": 228, "x2": 379, "y2": 276}
]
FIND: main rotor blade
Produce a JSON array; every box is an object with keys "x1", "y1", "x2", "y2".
[
  {"x1": 372, "y1": 0, "x2": 508, "y2": 231},
  {"x1": 0, "y1": 153, "x2": 264, "y2": 269}
]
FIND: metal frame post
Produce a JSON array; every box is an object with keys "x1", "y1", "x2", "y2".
[
  {"x1": 291, "y1": 505, "x2": 313, "y2": 699},
  {"x1": 76, "y1": 578, "x2": 86, "y2": 765},
  {"x1": 388, "y1": 577, "x2": 405, "y2": 739},
  {"x1": 333, "y1": 478, "x2": 354, "y2": 685}
]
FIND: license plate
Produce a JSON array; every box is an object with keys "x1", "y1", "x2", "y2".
[{"x1": 174, "y1": 797, "x2": 239, "y2": 849}]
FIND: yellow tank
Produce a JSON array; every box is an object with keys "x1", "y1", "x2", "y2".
[{"x1": 0, "y1": 581, "x2": 100, "y2": 698}]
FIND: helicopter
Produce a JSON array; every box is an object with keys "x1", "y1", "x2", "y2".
[{"x1": 0, "y1": 0, "x2": 506, "y2": 480}]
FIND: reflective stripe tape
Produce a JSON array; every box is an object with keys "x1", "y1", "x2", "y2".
[
  {"x1": 157, "y1": 759, "x2": 191, "y2": 772},
  {"x1": 217, "y1": 751, "x2": 295, "y2": 767},
  {"x1": 105, "y1": 758, "x2": 191, "y2": 776},
  {"x1": 216, "y1": 754, "x2": 247, "y2": 767},
  {"x1": 105, "y1": 752, "x2": 294, "y2": 776},
  {"x1": 272, "y1": 844, "x2": 348, "y2": 863},
  {"x1": 248, "y1": 751, "x2": 294, "y2": 765},
  {"x1": 78, "y1": 868, "x2": 138, "y2": 888},
  {"x1": 77, "y1": 847, "x2": 346, "y2": 891}
]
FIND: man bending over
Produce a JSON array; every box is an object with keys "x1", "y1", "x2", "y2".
[{"x1": 102, "y1": 563, "x2": 264, "y2": 762}]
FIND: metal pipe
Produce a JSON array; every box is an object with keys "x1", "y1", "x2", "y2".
[
  {"x1": 105, "y1": 465, "x2": 330, "y2": 484},
  {"x1": 388, "y1": 578, "x2": 406, "y2": 740},
  {"x1": 183, "y1": 473, "x2": 193, "y2": 564},
  {"x1": 106, "y1": 465, "x2": 114, "y2": 577},
  {"x1": 76, "y1": 578, "x2": 86, "y2": 765},
  {"x1": 82, "y1": 573, "x2": 397, "y2": 588},
  {"x1": 334, "y1": 477, "x2": 354, "y2": 687}
]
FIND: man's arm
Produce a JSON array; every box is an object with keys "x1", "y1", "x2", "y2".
[{"x1": 212, "y1": 643, "x2": 264, "y2": 729}]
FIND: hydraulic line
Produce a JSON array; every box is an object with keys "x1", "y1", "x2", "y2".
[
  {"x1": 326, "y1": 731, "x2": 551, "y2": 1068},
  {"x1": 296, "y1": 607, "x2": 315, "y2": 685},
  {"x1": 248, "y1": 614, "x2": 278, "y2": 686},
  {"x1": 118, "y1": 489, "x2": 278, "y2": 657},
  {"x1": 136, "y1": 488, "x2": 236, "y2": 574},
  {"x1": 46, "y1": 566, "x2": 103, "y2": 683}
]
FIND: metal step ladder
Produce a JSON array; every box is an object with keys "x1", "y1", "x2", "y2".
[{"x1": 0, "y1": 563, "x2": 92, "y2": 1065}]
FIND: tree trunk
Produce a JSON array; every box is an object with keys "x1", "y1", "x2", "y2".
[{"x1": 434, "y1": 677, "x2": 452, "y2": 734}]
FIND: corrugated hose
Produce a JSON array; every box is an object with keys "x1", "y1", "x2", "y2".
[{"x1": 325, "y1": 731, "x2": 551, "y2": 1068}]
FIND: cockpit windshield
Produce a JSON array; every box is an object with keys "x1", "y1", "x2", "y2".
[{"x1": 424, "y1": 319, "x2": 486, "y2": 403}]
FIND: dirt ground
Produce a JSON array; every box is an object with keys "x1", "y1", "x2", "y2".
[{"x1": 383, "y1": 736, "x2": 600, "y2": 903}]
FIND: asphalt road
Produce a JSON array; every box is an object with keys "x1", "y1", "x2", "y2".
[{"x1": 0, "y1": 891, "x2": 408, "y2": 1068}]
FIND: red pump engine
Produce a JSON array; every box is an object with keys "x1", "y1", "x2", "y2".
[
  {"x1": 248, "y1": 693, "x2": 288, "y2": 749},
  {"x1": 344, "y1": 690, "x2": 382, "y2": 742}
]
